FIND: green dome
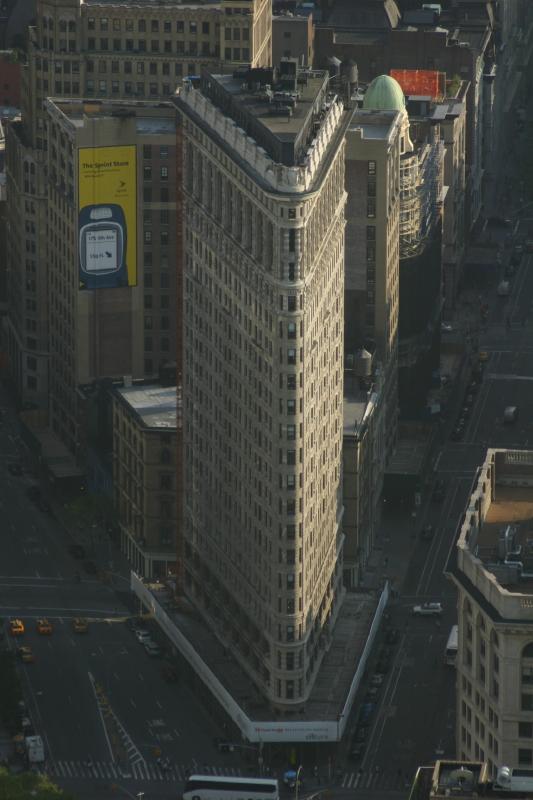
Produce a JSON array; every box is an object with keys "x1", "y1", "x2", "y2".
[{"x1": 363, "y1": 75, "x2": 405, "y2": 112}]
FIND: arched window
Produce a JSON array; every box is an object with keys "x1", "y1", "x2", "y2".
[{"x1": 523, "y1": 642, "x2": 533, "y2": 659}]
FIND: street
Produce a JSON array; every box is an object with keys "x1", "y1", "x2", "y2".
[{"x1": 0, "y1": 394, "x2": 242, "y2": 798}]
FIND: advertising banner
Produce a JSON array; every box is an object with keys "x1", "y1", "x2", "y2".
[{"x1": 78, "y1": 145, "x2": 137, "y2": 289}]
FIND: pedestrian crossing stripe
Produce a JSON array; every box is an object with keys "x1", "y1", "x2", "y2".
[
  {"x1": 341, "y1": 770, "x2": 410, "y2": 791},
  {"x1": 38, "y1": 761, "x2": 243, "y2": 782}
]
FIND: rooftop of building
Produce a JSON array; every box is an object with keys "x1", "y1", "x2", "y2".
[
  {"x1": 346, "y1": 106, "x2": 401, "y2": 142},
  {"x1": 410, "y1": 758, "x2": 533, "y2": 799},
  {"x1": 450, "y1": 450, "x2": 533, "y2": 616},
  {"x1": 115, "y1": 383, "x2": 177, "y2": 430},
  {"x1": 475, "y1": 482, "x2": 533, "y2": 594},
  {"x1": 195, "y1": 60, "x2": 332, "y2": 166},
  {"x1": 81, "y1": 0, "x2": 221, "y2": 6},
  {"x1": 45, "y1": 98, "x2": 176, "y2": 134}
]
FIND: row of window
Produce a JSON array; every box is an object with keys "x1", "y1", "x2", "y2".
[
  {"x1": 87, "y1": 18, "x2": 212, "y2": 35},
  {"x1": 85, "y1": 39, "x2": 221, "y2": 57}
]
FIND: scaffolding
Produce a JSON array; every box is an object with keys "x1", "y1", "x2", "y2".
[{"x1": 399, "y1": 135, "x2": 444, "y2": 259}]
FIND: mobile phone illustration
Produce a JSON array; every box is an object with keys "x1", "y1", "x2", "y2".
[{"x1": 79, "y1": 204, "x2": 128, "y2": 288}]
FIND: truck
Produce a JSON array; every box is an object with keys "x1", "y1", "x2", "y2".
[{"x1": 25, "y1": 735, "x2": 45, "y2": 764}]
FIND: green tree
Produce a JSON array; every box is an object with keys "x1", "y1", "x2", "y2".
[{"x1": 0, "y1": 767, "x2": 76, "y2": 799}]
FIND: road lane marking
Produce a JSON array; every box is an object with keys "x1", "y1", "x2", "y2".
[
  {"x1": 138, "y1": 672, "x2": 144, "y2": 681},
  {"x1": 156, "y1": 699, "x2": 162, "y2": 709},
  {"x1": 130, "y1": 699, "x2": 136, "y2": 708},
  {"x1": 88, "y1": 671, "x2": 115, "y2": 762}
]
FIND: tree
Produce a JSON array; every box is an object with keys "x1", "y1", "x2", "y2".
[{"x1": 0, "y1": 767, "x2": 76, "y2": 800}]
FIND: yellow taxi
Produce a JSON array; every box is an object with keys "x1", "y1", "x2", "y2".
[
  {"x1": 17, "y1": 647, "x2": 35, "y2": 664},
  {"x1": 9, "y1": 619, "x2": 24, "y2": 636},
  {"x1": 72, "y1": 617, "x2": 89, "y2": 634},
  {"x1": 36, "y1": 618, "x2": 53, "y2": 635},
  {"x1": 478, "y1": 351, "x2": 489, "y2": 363}
]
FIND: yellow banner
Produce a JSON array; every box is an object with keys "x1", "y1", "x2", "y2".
[{"x1": 78, "y1": 145, "x2": 137, "y2": 289}]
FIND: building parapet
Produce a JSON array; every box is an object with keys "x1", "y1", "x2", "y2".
[
  {"x1": 455, "y1": 449, "x2": 533, "y2": 622},
  {"x1": 177, "y1": 78, "x2": 345, "y2": 194}
]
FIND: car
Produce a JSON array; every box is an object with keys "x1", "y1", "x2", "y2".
[
  {"x1": 503, "y1": 405, "x2": 518, "y2": 424},
  {"x1": 432, "y1": 479, "x2": 445, "y2": 502},
  {"x1": 365, "y1": 687, "x2": 379, "y2": 702},
  {"x1": 7, "y1": 463, "x2": 23, "y2": 477},
  {"x1": 127, "y1": 617, "x2": 143, "y2": 632},
  {"x1": 354, "y1": 726, "x2": 368, "y2": 743},
  {"x1": 412, "y1": 602, "x2": 443, "y2": 617},
  {"x1": 514, "y1": 243, "x2": 524, "y2": 255},
  {"x1": 144, "y1": 641, "x2": 161, "y2": 657},
  {"x1": 451, "y1": 426, "x2": 464, "y2": 442},
  {"x1": 370, "y1": 673, "x2": 385, "y2": 687},
  {"x1": 9, "y1": 619, "x2": 24, "y2": 636},
  {"x1": 26, "y1": 486, "x2": 41, "y2": 503},
  {"x1": 478, "y1": 351, "x2": 489, "y2": 363},
  {"x1": 83, "y1": 560, "x2": 97, "y2": 575},
  {"x1": 461, "y1": 405, "x2": 472, "y2": 419},
  {"x1": 17, "y1": 647, "x2": 35, "y2": 664},
  {"x1": 420, "y1": 524, "x2": 434, "y2": 541},
  {"x1": 385, "y1": 627, "x2": 399, "y2": 645},
  {"x1": 360, "y1": 702, "x2": 376, "y2": 721},
  {"x1": 348, "y1": 743, "x2": 365, "y2": 762},
  {"x1": 487, "y1": 216, "x2": 512, "y2": 228},
  {"x1": 68, "y1": 544, "x2": 86, "y2": 560},
  {"x1": 464, "y1": 393, "x2": 475, "y2": 408},
  {"x1": 37, "y1": 497, "x2": 52, "y2": 514},
  {"x1": 441, "y1": 322, "x2": 453, "y2": 333},
  {"x1": 36, "y1": 619, "x2": 52, "y2": 635},
  {"x1": 213, "y1": 737, "x2": 234, "y2": 753},
  {"x1": 135, "y1": 629, "x2": 152, "y2": 643},
  {"x1": 72, "y1": 618, "x2": 89, "y2": 633},
  {"x1": 161, "y1": 663, "x2": 179, "y2": 683}
]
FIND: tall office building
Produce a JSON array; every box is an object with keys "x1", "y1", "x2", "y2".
[
  {"x1": 5, "y1": 0, "x2": 271, "y2": 412},
  {"x1": 175, "y1": 61, "x2": 350, "y2": 707}
]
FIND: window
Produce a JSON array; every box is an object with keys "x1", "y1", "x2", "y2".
[
  {"x1": 519, "y1": 749, "x2": 533, "y2": 765},
  {"x1": 160, "y1": 166, "x2": 168, "y2": 181},
  {"x1": 368, "y1": 160, "x2": 376, "y2": 175},
  {"x1": 367, "y1": 197, "x2": 376, "y2": 218},
  {"x1": 287, "y1": 348, "x2": 296, "y2": 365},
  {"x1": 287, "y1": 400, "x2": 296, "y2": 415},
  {"x1": 286, "y1": 626, "x2": 294, "y2": 642},
  {"x1": 160, "y1": 146, "x2": 168, "y2": 159},
  {"x1": 519, "y1": 722, "x2": 533, "y2": 738},
  {"x1": 202, "y1": 21, "x2": 210, "y2": 34},
  {"x1": 522, "y1": 693, "x2": 533, "y2": 711},
  {"x1": 287, "y1": 425, "x2": 296, "y2": 441},
  {"x1": 189, "y1": 21, "x2": 197, "y2": 33},
  {"x1": 176, "y1": 20, "x2": 184, "y2": 33},
  {"x1": 143, "y1": 165, "x2": 152, "y2": 181},
  {"x1": 151, "y1": 19, "x2": 159, "y2": 32},
  {"x1": 143, "y1": 145, "x2": 152, "y2": 159}
]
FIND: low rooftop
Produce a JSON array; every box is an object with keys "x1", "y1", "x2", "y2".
[
  {"x1": 115, "y1": 384, "x2": 177, "y2": 430},
  {"x1": 46, "y1": 98, "x2": 176, "y2": 135}
]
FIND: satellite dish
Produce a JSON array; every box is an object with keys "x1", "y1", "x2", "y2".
[{"x1": 449, "y1": 768, "x2": 475, "y2": 786}]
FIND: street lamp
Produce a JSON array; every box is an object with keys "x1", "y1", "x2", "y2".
[{"x1": 295, "y1": 765, "x2": 303, "y2": 800}]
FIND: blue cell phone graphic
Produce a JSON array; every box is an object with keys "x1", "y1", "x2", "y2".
[{"x1": 79, "y1": 204, "x2": 128, "y2": 289}]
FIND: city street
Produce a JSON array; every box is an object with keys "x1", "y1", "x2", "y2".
[{"x1": 0, "y1": 390, "x2": 241, "y2": 798}]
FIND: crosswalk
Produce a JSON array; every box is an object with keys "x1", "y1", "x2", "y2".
[
  {"x1": 39, "y1": 760, "x2": 243, "y2": 782},
  {"x1": 341, "y1": 769, "x2": 409, "y2": 791}
]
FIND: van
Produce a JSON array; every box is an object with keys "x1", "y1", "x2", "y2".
[
  {"x1": 503, "y1": 406, "x2": 518, "y2": 423},
  {"x1": 498, "y1": 280, "x2": 510, "y2": 297}
]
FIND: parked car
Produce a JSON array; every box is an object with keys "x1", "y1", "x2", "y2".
[
  {"x1": 360, "y1": 702, "x2": 376, "y2": 721},
  {"x1": 370, "y1": 673, "x2": 385, "y2": 687},
  {"x1": 412, "y1": 602, "x2": 443, "y2": 617},
  {"x1": 349, "y1": 743, "x2": 365, "y2": 762},
  {"x1": 420, "y1": 524, "x2": 434, "y2": 541},
  {"x1": 441, "y1": 322, "x2": 453, "y2": 333},
  {"x1": 451, "y1": 426, "x2": 465, "y2": 442},
  {"x1": 213, "y1": 737, "x2": 234, "y2": 753},
  {"x1": 135, "y1": 629, "x2": 152, "y2": 643},
  {"x1": 365, "y1": 687, "x2": 379, "y2": 702},
  {"x1": 385, "y1": 627, "x2": 399, "y2": 645},
  {"x1": 36, "y1": 619, "x2": 52, "y2": 635},
  {"x1": 144, "y1": 641, "x2": 161, "y2": 657},
  {"x1": 464, "y1": 393, "x2": 475, "y2": 408},
  {"x1": 72, "y1": 618, "x2": 89, "y2": 634},
  {"x1": 161, "y1": 663, "x2": 179, "y2": 684},
  {"x1": 354, "y1": 726, "x2": 368, "y2": 743},
  {"x1": 9, "y1": 619, "x2": 25, "y2": 636},
  {"x1": 18, "y1": 647, "x2": 35, "y2": 664},
  {"x1": 432, "y1": 479, "x2": 445, "y2": 502},
  {"x1": 68, "y1": 544, "x2": 86, "y2": 560},
  {"x1": 7, "y1": 463, "x2": 23, "y2": 476}
]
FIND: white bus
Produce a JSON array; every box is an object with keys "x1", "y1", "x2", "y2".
[
  {"x1": 183, "y1": 776, "x2": 279, "y2": 800},
  {"x1": 495, "y1": 766, "x2": 533, "y2": 793},
  {"x1": 445, "y1": 625, "x2": 458, "y2": 666}
]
